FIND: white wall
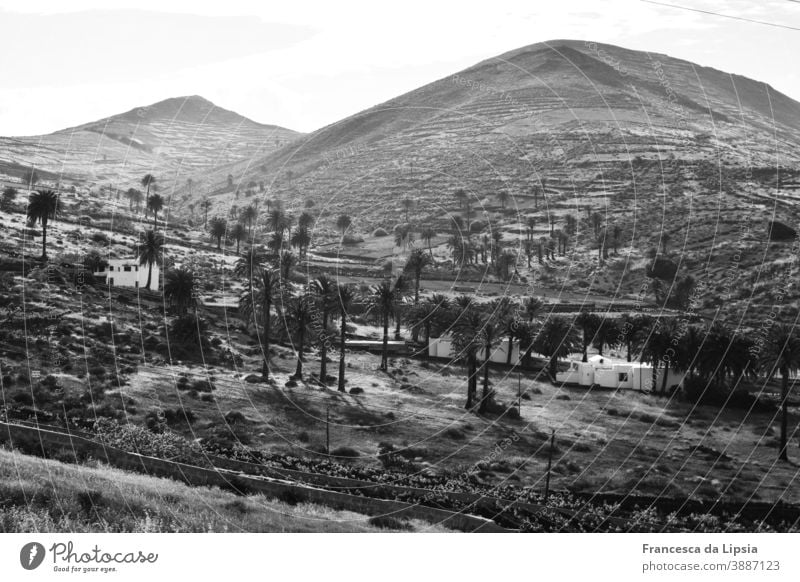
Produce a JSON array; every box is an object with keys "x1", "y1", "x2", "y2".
[{"x1": 94, "y1": 259, "x2": 160, "y2": 291}]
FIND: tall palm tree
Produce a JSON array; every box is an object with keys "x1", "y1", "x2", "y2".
[
  {"x1": 392, "y1": 274, "x2": 410, "y2": 340},
  {"x1": 230, "y1": 222, "x2": 247, "y2": 254},
  {"x1": 404, "y1": 248, "x2": 432, "y2": 304},
  {"x1": 575, "y1": 312, "x2": 601, "y2": 363},
  {"x1": 287, "y1": 293, "x2": 313, "y2": 379},
  {"x1": 256, "y1": 269, "x2": 279, "y2": 378},
  {"x1": 242, "y1": 205, "x2": 258, "y2": 235},
  {"x1": 209, "y1": 217, "x2": 227, "y2": 250},
  {"x1": 533, "y1": 317, "x2": 580, "y2": 381},
  {"x1": 336, "y1": 284, "x2": 357, "y2": 392},
  {"x1": 477, "y1": 306, "x2": 504, "y2": 412},
  {"x1": 760, "y1": 324, "x2": 800, "y2": 461},
  {"x1": 369, "y1": 279, "x2": 396, "y2": 371},
  {"x1": 592, "y1": 317, "x2": 621, "y2": 358},
  {"x1": 279, "y1": 250, "x2": 296, "y2": 280},
  {"x1": 298, "y1": 211, "x2": 314, "y2": 229},
  {"x1": 147, "y1": 193, "x2": 165, "y2": 228},
  {"x1": 451, "y1": 305, "x2": 484, "y2": 409},
  {"x1": 420, "y1": 226, "x2": 436, "y2": 258},
  {"x1": 137, "y1": 230, "x2": 164, "y2": 291},
  {"x1": 402, "y1": 197, "x2": 414, "y2": 222},
  {"x1": 200, "y1": 199, "x2": 212, "y2": 228},
  {"x1": 26, "y1": 189, "x2": 59, "y2": 260},
  {"x1": 233, "y1": 248, "x2": 262, "y2": 296},
  {"x1": 313, "y1": 275, "x2": 338, "y2": 384},
  {"x1": 164, "y1": 267, "x2": 196, "y2": 315},
  {"x1": 291, "y1": 226, "x2": 311, "y2": 260},
  {"x1": 141, "y1": 174, "x2": 156, "y2": 199}
]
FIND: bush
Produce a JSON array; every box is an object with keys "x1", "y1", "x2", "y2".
[
  {"x1": 372, "y1": 228, "x2": 389, "y2": 237},
  {"x1": 349, "y1": 387, "x2": 364, "y2": 395},
  {"x1": 224, "y1": 411, "x2": 246, "y2": 425},
  {"x1": 368, "y1": 516, "x2": 412, "y2": 531}
]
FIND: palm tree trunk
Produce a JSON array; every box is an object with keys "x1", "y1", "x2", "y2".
[
  {"x1": 146, "y1": 262, "x2": 153, "y2": 290},
  {"x1": 424, "y1": 323, "x2": 431, "y2": 359},
  {"x1": 626, "y1": 339, "x2": 632, "y2": 362},
  {"x1": 338, "y1": 310, "x2": 347, "y2": 392},
  {"x1": 549, "y1": 356, "x2": 558, "y2": 381},
  {"x1": 506, "y1": 334, "x2": 513, "y2": 365},
  {"x1": 294, "y1": 329, "x2": 304, "y2": 379},
  {"x1": 381, "y1": 313, "x2": 389, "y2": 371},
  {"x1": 660, "y1": 360, "x2": 670, "y2": 394},
  {"x1": 480, "y1": 344, "x2": 491, "y2": 412},
  {"x1": 262, "y1": 299, "x2": 271, "y2": 379},
  {"x1": 414, "y1": 276, "x2": 420, "y2": 304},
  {"x1": 153, "y1": 210, "x2": 158, "y2": 229},
  {"x1": 582, "y1": 336, "x2": 589, "y2": 363},
  {"x1": 41, "y1": 223, "x2": 48, "y2": 260},
  {"x1": 650, "y1": 361, "x2": 658, "y2": 393},
  {"x1": 465, "y1": 355, "x2": 476, "y2": 409},
  {"x1": 394, "y1": 310, "x2": 401, "y2": 340},
  {"x1": 320, "y1": 310, "x2": 328, "y2": 383},
  {"x1": 780, "y1": 365, "x2": 789, "y2": 461}
]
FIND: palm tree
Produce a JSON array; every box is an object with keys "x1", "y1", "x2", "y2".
[
  {"x1": 141, "y1": 174, "x2": 156, "y2": 199},
  {"x1": 575, "y1": 312, "x2": 601, "y2": 363},
  {"x1": 592, "y1": 317, "x2": 621, "y2": 357},
  {"x1": 287, "y1": 293, "x2": 313, "y2": 379},
  {"x1": 279, "y1": 250, "x2": 296, "y2": 280},
  {"x1": 242, "y1": 205, "x2": 258, "y2": 235},
  {"x1": 164, "y1": 267, "x2": 196, "y2": 315},
  {"x1": 255, "y1": 269, "x2": 279, "y2": 378},
  {"x1": 404, "y1": 248, "x2": 432, "y2": 304},
  {"x1": 454, "y1": 188, "x2": 467, "y2": 210},
  {"x1": 234, "y1": 248, "x2": 262, "y2": 296},
  {"x1": 336, "y1": 214, "x2": 352, "y2": 236},
  {"x1": 497, "y1": 190, "x2": 509, "y2": 210},
  {"x1": 209, "y1": 217, "x2": 227, "y2": 250},
  {"x1": 420, "y1": 226, "x2": 436, "y2": 258},
  {"x1": 125, "y1": 188, "x2": 141, "y2": 211},
  {"x1": 200, "y1": 199, "x2": 212, "y2": 228},
  {"x1": 298, "y1": 211, "x2": 314, "y2": 229},
  {"x1": 268, "y1": 208, "x2": 287, "y2": 234},
  {"x1": 26, "y1": 189, "x2": 59, "y2": 260},
  {"x1": 760, "y1": 324, "x2": 800, "y2": 461},
  {"x1": 336, "y1": 284, "x2": 357, "y2": 392},
  {"x1": 147, "y1": 193, "x2": 165, "y2": 227},
  {"x1": 312, "y1": 275, "x2": 338, "y2": 384},
  {"x1": 230, "y1": 222, "x2": 247, "y2": 254},
  {"x1": 620, "y1": 313, "x2": 650, "y2": 362},
  {"x1": 451, "y1": 305, "x2": 484, "y2": 409},
  {"x1": 137, "y1": 230, "x2": 164, "y2": 291},
  {"x1": 369, "y1": 279, "x2": 396, "y2": 371},
  {"x1": 477, "y1": 305, "x2": 504, "y2": 412},
  {"x1": 290, "y1": 226, "x2": 311, "y2": 260},
  {"x1": 402, "y1": 197, "x2": 414, "y2": 222},
  {"x1": 533, "y1": 317, "x2": 580, "y2": 381}
]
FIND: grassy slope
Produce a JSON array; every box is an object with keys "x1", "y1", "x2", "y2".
[{"x1": 0, "y1": 448, "x2": 445, "y2": 533}]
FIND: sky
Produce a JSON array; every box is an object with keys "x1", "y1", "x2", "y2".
[{"x1": 0, "y1": 0, "x2": 798, "y2": 136}]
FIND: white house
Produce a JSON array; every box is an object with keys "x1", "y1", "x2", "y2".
[
  {"x1": 556, "y1": 355, "x2": 684, "y2": 392},
  {"x1": 428, "y1": 335, "x2": 520, "y2": 364},
  {"x1": 93, "y1": 259, "x2": 160, "y2": 291}
]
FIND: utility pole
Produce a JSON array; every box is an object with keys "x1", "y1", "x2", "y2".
[
  {"x1": 325, "y1": 402, "x2": 330, "y2": 455},
  {"x1": 544, "y1": 429, "x2": 555, "y2": 502}
]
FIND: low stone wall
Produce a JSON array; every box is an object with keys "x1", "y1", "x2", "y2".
[{"x1": 0, "y1": 422, "x2": 507, "y2": 532}]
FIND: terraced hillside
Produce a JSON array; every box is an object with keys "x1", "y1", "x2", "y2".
[
  {"x1": 0, "y1": 95, "x2": 299, "y2": 190},
  {"x1": 187, "y1": 40, "x2": 800, "y2": 326}
]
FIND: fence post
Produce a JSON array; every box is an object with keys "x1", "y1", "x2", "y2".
[{"x1": 544, "y1": 430, "x2": 555, "y2": 502}]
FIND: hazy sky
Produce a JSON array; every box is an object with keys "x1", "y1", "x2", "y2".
[{"x1": 0, "y1": 0, "x2": 798, "y2": 136}]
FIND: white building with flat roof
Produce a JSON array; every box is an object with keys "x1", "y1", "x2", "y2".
[{"x1": 93, "y1": 259, "x2": 160, "y2": 291}]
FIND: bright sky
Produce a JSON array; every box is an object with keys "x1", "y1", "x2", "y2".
[{"x1": 0, "y1": 0, "x2": 798, "y2": 136}]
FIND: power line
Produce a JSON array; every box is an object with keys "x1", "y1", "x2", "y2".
[{"x1": 640, "y1": 0, "x2": 800, "y2": 31}]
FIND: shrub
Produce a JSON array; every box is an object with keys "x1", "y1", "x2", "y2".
[
  {"x1": 349, "y1": 387, "x2": 364, "y2": 395},
  {"x1": 224, "y1": 411, "x2": 246, "y2": 425},
  {"x1": 372, "y1": 228, "x2": 389, "y2": 237},
  {"x1": 368, "y1": 516, "x2": 412, "y2": 531}
]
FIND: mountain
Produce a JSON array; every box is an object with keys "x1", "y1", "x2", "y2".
[
  {"x1": 0, "y1": 95, "x2": 299, "y2": 189},
  {"x1": 196, "y1": 39, "x2": 800, "y2": 219}
]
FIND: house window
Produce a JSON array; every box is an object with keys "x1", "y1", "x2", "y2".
[
  {"x1": 109, "y1": 278, "x2": 114, "y2": 286},
  {"x1": 134, "y1": 281, "x2": 139, "y2": 288},
  {"x1": 124, "y1": 266, "x2": 132, "y2": 272},
  {"x1": 108, "y1": 266, "x2": 114, "y2": 271},
  {"x1": 135, "y1": 266, "x2": 139, "y2": 272},
  {"x1": 618, "y1": 373, "x2": 629, "y2": 382}
]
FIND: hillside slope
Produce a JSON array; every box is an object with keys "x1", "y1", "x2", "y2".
[{"x1": 0, "y1": 95, "x2": 299, "y2": 190}]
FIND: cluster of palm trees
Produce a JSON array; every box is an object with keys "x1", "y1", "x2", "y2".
[{"x1": 206, "y1": 205, "x2": 315, "y2": 259}]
